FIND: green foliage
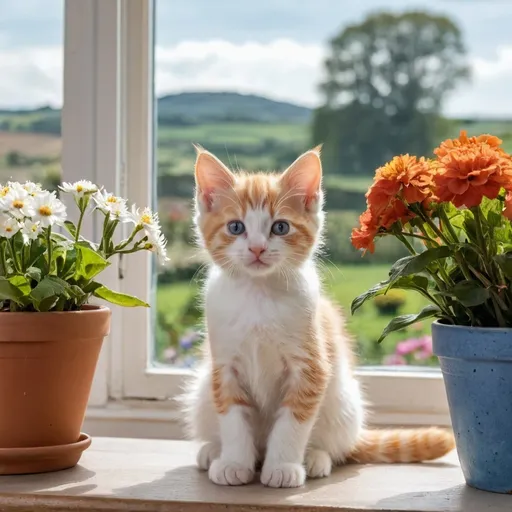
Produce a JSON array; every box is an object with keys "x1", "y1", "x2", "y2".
[
  {"x1": 315, "y1": 10, "x2": 469, "y2": 175},
  {"x1": 0, "y1": 182, "x2": 166, "y2": 312},
  {"x1": 353, "y1": 196, "x2": 512, "y2": 341}
]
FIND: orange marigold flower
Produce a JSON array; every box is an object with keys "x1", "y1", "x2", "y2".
[
  {"x1": 351, "y1": 210, "x2": 378, "y2": 253},
  {"x1": 434, "y1": 131, "x2": 512, "y2": 208},
  {"x1": 434, "y1": 130, "x2": 504, "y2": 159},
  {"x1": 504, "y1": 191, "x2": 512, "y2": 220},
  {"x1": 365, "y1": 155, "x2": 434, "y2": 228}
]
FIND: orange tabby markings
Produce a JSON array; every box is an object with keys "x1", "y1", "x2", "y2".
[
  {"x1": 348, "y1": 428, "x2": 455, "y2": 463},
  {"x1": 183, "y1": 146, "x2": 455, "y2": 489},
  {"x1": 211, "y1": 365, "x2": 250, "y2": 415}
]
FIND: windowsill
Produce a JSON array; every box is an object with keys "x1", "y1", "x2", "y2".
[{"x1": 0, "y1": 438, "x2": 507, "y2": 512}]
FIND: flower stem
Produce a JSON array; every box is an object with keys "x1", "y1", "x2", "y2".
[
  {"x1": 75, "y1": 208, "x2": 85, "y2": 243},
  {"x1": 115, "y1": 225, "x2": 143, "y2": 252},
  {"x1": 0, "y1": 243, "x2": 8, "y2": 276},
  {"x1": 46, "y1": 227, "x2": 52, "y2": 275},
  {"x1": 6, "y1": 240, "x2": 20, "y2": 274}
]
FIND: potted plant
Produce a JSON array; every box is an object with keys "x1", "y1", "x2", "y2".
[
  {"x1": 351, "y1": 131, "x2": 512, "y2": 494},
  {"x1": 0, "y1": 180, "x2": 168, "y2": 475}
]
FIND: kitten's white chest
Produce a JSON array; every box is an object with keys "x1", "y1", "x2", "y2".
[{"x1": 205, "y1": 269, "x2": 313, "y2": 358}]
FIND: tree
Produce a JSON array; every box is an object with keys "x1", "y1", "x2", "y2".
[{"x1": 314, "y1": 11, "x2": 469, "y2": 175}]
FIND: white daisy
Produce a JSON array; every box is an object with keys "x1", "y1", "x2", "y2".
[
  {"x1": 0, "y1": 214, "x2": 20, "y2": 239},
  {"x1": 129, "y1": 205, "x2": 161, "y2": 233},
  {"x1": 0, "y1": 184, "x2": 11, "y2": 198},
  {"x1": 32, "y1": 191, "x2": 67, "y2": 228},
  {"x1": 93, "y1": 189, "x2": 129, "y2": 221},
  {"x1": 21, "y1": 219, "x2": 42, "y2": 244},
  {"x1": 22, "y1": 181, "x2": 43, "y2": 197},
  {"x1": 145, "y1": 229, "x2": 169, "y2": 264},
  {"x1": 60, "y1": 180, "x2": 98, "y2": 198},
  {"x1": 0, "y1": 187, "x2": 35, "y2": 219}
]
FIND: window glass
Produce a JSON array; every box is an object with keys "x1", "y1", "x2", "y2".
[{"x1": 154, "y1": 0, "x2": 511, "y2": 368}]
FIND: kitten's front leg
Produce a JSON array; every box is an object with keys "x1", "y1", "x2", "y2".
[
  {"x1": 261, "y1": 357, "x2": 327, "y2": 488},
  {"x1": 209, "y1": 364, "x2": 256, "y2": 486}
]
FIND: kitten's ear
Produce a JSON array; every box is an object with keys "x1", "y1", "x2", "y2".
[
  {"x1": 194, "y1": 145, "x2": 235, "y2": 211},
  {"x1": 280, "y1": 145, "x2": 323, "y2": 209}
]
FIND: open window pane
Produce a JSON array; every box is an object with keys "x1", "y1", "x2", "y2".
[
  {"x1": 153, "y1": 0, "x2": 511, "y2": 369},
  {"x1": 0, "y1": 1, "x2": 63, "y2": 191}
]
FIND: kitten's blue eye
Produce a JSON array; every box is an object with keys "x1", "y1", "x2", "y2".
[
  {"x1": 227, "y1": 220, "x2": 245, "y2": 235},
  {"x1": 271, "y1": 221, "x2": 290, "y2": 236}
]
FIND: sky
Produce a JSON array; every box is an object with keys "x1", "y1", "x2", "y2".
[{"x1": 1, "y1": 0, "x2": 512, "y2": 116}]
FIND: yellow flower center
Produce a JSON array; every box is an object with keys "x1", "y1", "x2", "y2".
[
  {"x1": 12, "y1": 200, "x2": 24, "y2": 209},
  {"x1": 5, "y1": 227, "x2": 12, "y2": 232},
  {"x1": 107, "y1": 195, "x2": 118, "y2": 204},
  {"x1": 39, "y1": 205, "x2": 52, "y2": 217},
  {"x1": 76, "y1": 185, "x2": 83, "y2": 192},
  {"x1": 141, "y1": 214, "x2": 152, "y2": 224},
  {"x1": 0, "y1": 187, "x2": 9, "y2": 197},
  {"x1": 31, "y1": 225, "x2": 37, "y2": 232}
]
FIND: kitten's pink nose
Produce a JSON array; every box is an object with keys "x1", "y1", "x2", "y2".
[{"x1": 249, "y1": 245, "x2": 266, "y2": 258}]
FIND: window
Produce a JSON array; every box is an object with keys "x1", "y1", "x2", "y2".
[
  {"x1": 0, "y1": 1, "x2": 62, "y2": 196},
  {"x1": 59, "y1": 0, "x2": 512, "y2": 431}
]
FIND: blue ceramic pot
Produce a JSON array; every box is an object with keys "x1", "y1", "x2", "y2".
[{"x1": 432, "y1": 321, "x2": 512, "y2": 494}]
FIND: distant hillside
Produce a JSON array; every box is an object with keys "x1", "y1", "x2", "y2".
[
  {"x1": 0, "y1": 92, "x2": 312, "y2": 136},
  {"x1": 158, "y1": 92, "x2": 311, "y2": 125}
]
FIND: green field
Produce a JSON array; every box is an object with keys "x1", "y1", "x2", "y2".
[{"x1": 156, "y1": 264, "x2": 431, "y2": 366}]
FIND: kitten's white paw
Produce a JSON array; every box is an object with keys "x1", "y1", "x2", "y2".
[
  {"x1": 208, "y1": 458, "x2": 254, "y2": 486},
  {"x1": 260, "y1": 462, "x2": 306, "y2": 488},
  {"x1": 306, "y1": 449, "x2": 332, "y2": 478},
  {"x1": 197, "y1": 442, "x2": 221, "y2": 471}
]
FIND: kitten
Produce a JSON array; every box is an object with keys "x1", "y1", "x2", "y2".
[{"x1": 181, "y1": 146, "x2": 454, "y2": 488}]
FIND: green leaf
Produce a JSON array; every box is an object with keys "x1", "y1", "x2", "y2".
[
  {"x1": 439, "y1": 280, "x2": 490, "y2": 307},
  {"x1": 378, "y1": 305, "x2": 441, "y2": 343},
  {"x1": 351, "y1": 275, "x2": 431, "y2": 315},
  {"x1": 63, "y1": 220, "x2": 77, "y2": 239},
  {"x1": 37, "y1": 296, "x2": 59, "y2": 312},
  {"x1": 93, "y1": 285, "x2": 149, "y2": 307},
  {"x1": 351, "y1": 280, "x2": 389, "y2": 315},
  {"x1": 26, "y1": 267, "x2": 42, "y2": 282},
  {"x1": 75, "y1": 245, "x2": 109, "y2": 280},
  {"x1": 30, "y1": 276, "x2": 70, "y2": 303},
  {"x1": 82, "y1": 281, "x2": 103, "y2": 294},
  {"x1": 495, "y1": 253, "x2": 512, "y2": 279},
  {"x1": 388, "y1": 246, "x2": 451, "y2": 283},
  {"x1": 9, "y1": 275, "x2": 31, "y2": 296},
  {"x1": 0, "y1": 276, "x2": 31, "y2": 304}
]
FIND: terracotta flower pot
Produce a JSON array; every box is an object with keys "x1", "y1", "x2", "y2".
[{"x1": 0, "y1": 305, "x2": 110, "y2": 474}]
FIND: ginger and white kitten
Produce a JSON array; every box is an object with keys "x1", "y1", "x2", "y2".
[{"x1": 181, "y1": 147, "x2": 454, "y2": 488}]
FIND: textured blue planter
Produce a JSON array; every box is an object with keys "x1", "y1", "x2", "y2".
[{"x1": 432, "y1": 321, "x2": 512, "y2": 494}]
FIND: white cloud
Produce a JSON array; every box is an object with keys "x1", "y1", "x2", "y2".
[
  {"x1": 155, "y1": 39, "x2": 325, "y2": 107},
  {"x1": 445, "y1": 45, "x2": 512, "y2": 117},
  {"x1": 0, "y1": 46, "x2": 62, "y2": 108},
  {"x1": 1, "y1": 39, "x2": 512, "y2": 118}
]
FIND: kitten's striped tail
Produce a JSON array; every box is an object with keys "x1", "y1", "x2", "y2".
[{"x1": 348, "y1": 428, "x2": 455, "y2": 463}]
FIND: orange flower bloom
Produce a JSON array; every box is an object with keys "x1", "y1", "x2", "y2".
[
  {"x1": 504, "y1": 191, "x2": 512, "y2": 220},
  {"x1": 351, "y1": 210, "x2": 378, "y2": 253},
  {"x1": 435, "y1": 131, "x2": 504, "y2": 159},
  {"x1": 434, "y1": 131, "x2": 512, "y2": 208},
  {"x1": 366, "y1": 155, "x2": 434, "y2": 229}
]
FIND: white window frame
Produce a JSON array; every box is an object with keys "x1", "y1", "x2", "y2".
[{"x1": 62, "y1": 0, "x2": 450, "y2": 437}]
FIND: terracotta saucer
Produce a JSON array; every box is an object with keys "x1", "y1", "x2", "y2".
[{"x1": 0, "y1": 433, "x2": 91, "y2": 475}]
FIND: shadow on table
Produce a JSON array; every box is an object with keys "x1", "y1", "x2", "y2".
[
  {"x1": 112, "y1": 463, "x2": 361, "y2": 504},
  {"x1": 377, "y1": 483, "x2": 511, "y2": 512},
  {"x1": 0, "y1": 465, "x2": 96, "y2": 496}
]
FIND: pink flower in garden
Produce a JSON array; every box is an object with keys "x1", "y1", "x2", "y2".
[
  {"x1": 383, "y1": 353, "x2": 407, "y2": 365},
  {"x1": 413, "y1": 336, "x2": 433, "y2": 360},
  {"x1": 395, "y1": 337, "x2": 425, "y2": 355}
]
